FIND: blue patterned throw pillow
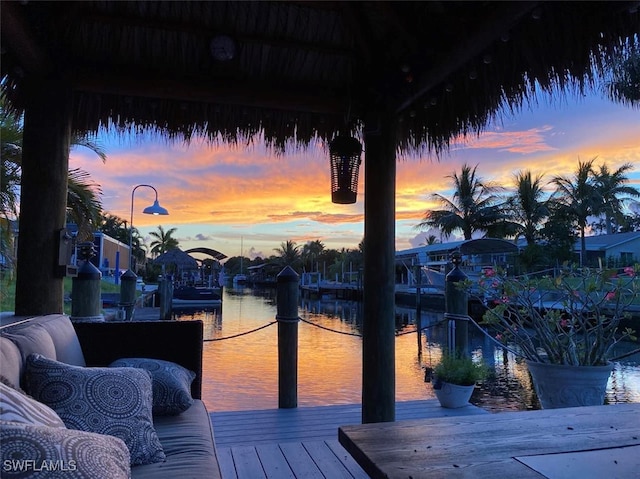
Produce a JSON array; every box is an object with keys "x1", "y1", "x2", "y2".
[
  {"x1": 25, "y1": 354, "x2": 165, "y2": 466},
  {"x1": 109, "y1": 358, "x2": 196, "y2": 415},
  {"x1": 0, "y1": 420, "x2": 130, "y2": 478}
]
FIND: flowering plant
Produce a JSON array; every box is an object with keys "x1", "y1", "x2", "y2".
[{"x1": 468, "y1": 265, "x2": 639, "y2": 366}]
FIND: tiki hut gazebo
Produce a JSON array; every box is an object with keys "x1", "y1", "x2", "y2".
[{"x1": 2, "y1": 1, "x2": 638, "y2": 423}]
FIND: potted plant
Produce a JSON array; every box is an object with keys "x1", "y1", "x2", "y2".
[
  {"x1": 470, "y1": 264, "x2": 639, "y2": 409},
  {"x1": 431, "y1": 353, "x2": 487, "y2": 408}
]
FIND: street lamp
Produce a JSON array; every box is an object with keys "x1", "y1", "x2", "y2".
[{"x1": 129, "y1": 184, "x2": 169, "y2": 271}]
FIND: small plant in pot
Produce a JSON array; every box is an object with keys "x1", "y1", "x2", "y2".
[{"x1": 431, "y1": 353, "x2": 487, "y2": 408}]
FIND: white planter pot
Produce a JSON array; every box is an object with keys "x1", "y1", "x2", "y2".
[
  {"x1": 526, "y1": 360, "x2": 614, "y2": 409},
  {"x1": 434, "y1": 382, "x2": 475, "y2": 408}
]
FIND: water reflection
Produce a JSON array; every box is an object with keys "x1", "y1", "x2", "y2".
[{"x1": 174, "y1": 287, "x2": 640, "y2": 412}]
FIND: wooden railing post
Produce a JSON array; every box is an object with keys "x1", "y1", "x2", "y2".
[
  {"x1": 445, "y1": 252, "x2": 469, "y2": 356},
  {"x1": 276, "y1": 266, "x2": 299, "y2": 408},
  {"x1": 158, "y1": 277, "x2": 173, "y2": 319}
]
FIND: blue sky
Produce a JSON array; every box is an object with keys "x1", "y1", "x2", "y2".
[{"x1": 69, "y1": 91, "x2": 640, "y2": 261}]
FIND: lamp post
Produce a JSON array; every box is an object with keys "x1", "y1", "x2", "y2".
[
  {"x1": 121, "y1": 184, "x2": 168, "y2": 320},
  {"x1": 128, "y1": 184, "x2": 169, "y2": 271}
]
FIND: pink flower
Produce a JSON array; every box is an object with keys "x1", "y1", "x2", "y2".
[
  {"x1": 560, "y1": 319, "x2": 569, "y2": 328},
  {"x1": 495, "y1": 333, "x2": 503, "y2": 341},
  {"x1": 485, "y1": 268, "x2": 496, "y2": 277},
  {"x1": 605, "y1": 291, "x2": 616, "y2": 301},
  {"x1": 624, "y1": 266, "x2": 635, "y2": 277}
]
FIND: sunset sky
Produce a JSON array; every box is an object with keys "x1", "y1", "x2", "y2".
[{"x1": 69, "y1": 91, "x2": 640, "y2": 262}]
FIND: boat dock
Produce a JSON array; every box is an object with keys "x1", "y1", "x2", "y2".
[{"x1": 210, "y1": 399, "x2": 487, "y2": 479}]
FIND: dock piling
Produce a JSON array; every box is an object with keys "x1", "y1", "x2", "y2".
[
  {"x1": 445, "y1": 252, "x2": 469, "y2": 356},
  {"x1": 276, "y1": 266, "x2": 300, "y2": 408}
]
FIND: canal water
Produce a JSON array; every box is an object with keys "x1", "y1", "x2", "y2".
[{"x1": 174, "y1": 286, "x2": 640, "y2": 413}]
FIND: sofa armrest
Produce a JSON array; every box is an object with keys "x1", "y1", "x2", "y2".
[{"x1": 73, "y1": 320, "x2": 203, "y2": 399}]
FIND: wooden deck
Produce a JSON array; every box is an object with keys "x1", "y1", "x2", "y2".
[{"x1": 210, "y1": 399, "x2": 488, "y2": 478}]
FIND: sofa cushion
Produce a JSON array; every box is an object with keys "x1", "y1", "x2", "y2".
[
  {"x1": 2, "y1": 324, "x2": 57, "y2": 363},
  {"x1": 37, "y1": 315, "x2": 86, "y2": 367},
  {"x1": 0, "y1": 420, "x2": 130, "y2": 479},
  {"x1": 0, "y1": 337, "x2": 22, "y2": 390},
  {"x1": 0, "y1": 382, "x2": 65, "y2": 428},
  {"x1": 25, "y1": 354, "x2": 165, "y2": 466},
  {"x1": 109, "y1": 358, "x2": 196, "y2": 416},
  {"x1": 130, "y1": 400, "x2": 220, "y2": 479}
]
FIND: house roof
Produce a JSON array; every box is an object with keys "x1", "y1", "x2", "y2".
[
  {"x1": 579, "y1": 232, "x2": 640, "y2": 251},
  {"x1": 2, "y1": 1, "x2": 639, "y2": 153},
  {"x1": 396, "y1": 237, "x2": 518, "y2": 263}
]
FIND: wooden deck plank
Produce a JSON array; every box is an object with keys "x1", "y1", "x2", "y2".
[
  {"x1": 303, "y1": 440, "x2": 358, "y2": 479},
  {"x1": 231, "y1": 446, "x2": 266, "y2": 479},
  {"x1": 216, "y1": 447, "x2": 238, "y2": 479},
  {"x1": 326, "y1": 439, "x2": 370, "y2": 479},
  {"x1": 278, "y1": 442, "x2": 324, "y2": 479},
  {"x1": 255, "y1": 444, "x2": 296, "y2": 479},
  {"x1": 212, "y1": 400, "x2": 488, "y2": 478},
  {"x1": 211, "y1": 400, "x2": 487, "y2": 447}
]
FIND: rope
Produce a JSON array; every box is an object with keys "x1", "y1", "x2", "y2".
[
  {"x1": 395, "y1": 318, "x2": 449, "y2": 336},
  {"x1": 203, "y1": 321, "x2": 277, "y2": 341},
  {"x1": 298, "y1": 316, "x2": 362, "y2": 337},
  {"x1": 463, "y1": 313, "x2": 525, "y2": 358}
]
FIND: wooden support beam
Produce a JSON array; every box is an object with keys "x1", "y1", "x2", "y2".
[
  {"x1": 72, "y1": 71, "x2": 347, "y2": 116},
  {"x1": 362, "y1": 111, "x2": 397, "y2": 424},
  {"x1": 394, "y1": 1, "x2": 538, "y2": 114},
  {"x1": 0, "y1": 1, "x2": 52, "y2": 75},
  {"x1": 15, "y1": 77, "x2": 72, "y2": 315}
]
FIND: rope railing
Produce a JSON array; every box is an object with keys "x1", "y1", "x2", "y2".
[
  {"x1": 459, "y1": 312, "x2": 526, "y2": 358},
  {"x1": 202, "y1": 314, "x2": 451, "y2": 341},
  {"x1": 298, "y1": 316, "x2": 362, "y2": 336},
  {"x1": 203, "y1": 321, "x2": 277, "y2": 342}
]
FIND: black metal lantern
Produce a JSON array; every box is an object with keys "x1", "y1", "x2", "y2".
[{"x1": 329, "y1": 135, "x2": 362, "y2": 204}]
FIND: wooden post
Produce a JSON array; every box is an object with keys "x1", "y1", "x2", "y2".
[
  {"x1": 71, "y1": 243, "x2": 103, "y2": 322},
  {"x1": 120, "y1": 270, "x2": 137, "y2": 321},
  {"x1": 15, "y1": 78, "x2": 72, "y2": 316},
  {"x1": 362, "y1": 112, "x2": 397, "y2": 423},
  {"x1": 158, "y1": 278, "x2": 173, "y2": 319},
  {"x1": 414, "y1": 264, "x2": 422, "y2": 311},
  {"x1": 445, "y1": 252, "x2": 469, "y2": 356},
  {"x1": 276, "y1": 266, "x2": 299, "y2": 408}
]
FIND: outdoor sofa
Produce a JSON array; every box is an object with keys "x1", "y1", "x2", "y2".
[{"x1": 0, "y1": 314, "x2": 221, "y2": 478}]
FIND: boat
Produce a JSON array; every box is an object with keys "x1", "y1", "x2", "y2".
[
  {"x1": 172, "y1": 285, "x2": 222, "y2": 307},
  {"x1": 233, "y1": 236, "x2": 247, "y2": 285}
]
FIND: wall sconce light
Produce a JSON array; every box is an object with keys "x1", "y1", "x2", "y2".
[{"x1": 329, "y1": 135, "x2": 362, "y2": 204}]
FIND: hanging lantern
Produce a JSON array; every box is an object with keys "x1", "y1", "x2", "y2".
[{"x1": 329, "y1": 135, "x2": 362, "y2": 204}]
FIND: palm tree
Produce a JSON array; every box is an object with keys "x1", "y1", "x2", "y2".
[
  {"x1": 593, "y1": 162, "x2": 640, "y2": 235},
  {"x1": 507, "y1": 170, "x2": 549, "y2": 245},
  {"x1": 551, "y1": 159, "x2": 600, "y2": 266},
  {"x1": 274, "y1": 240, "x2": 301, "y2": 269},
  {"x1": 417, "y1": 163, "x2": 505, "y2": 240},
  {"x1": 148, "y1": 225, "x2": 179, "y2": 257},
  {"x1": 1, "y1": 101, "x2": 106, "y2": 265},
  {"x1": 301, "y1": 239, "x2": 324, "y2": 272},
  {"x1": 1, "y1": 104, "x2": 22, "y2": 222},
  {"x1": 424, "y1": 235, "x2": 440, "y2": 245},
  {"x1": 66, "y1": 168, "x2": 103, "y2": 242}
]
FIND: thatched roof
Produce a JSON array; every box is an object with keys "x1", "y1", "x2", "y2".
[{"x1": 2, "y1": 1, "x2": 639, "y2": 152}]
